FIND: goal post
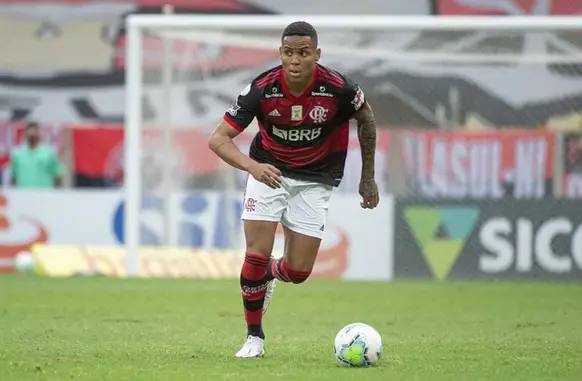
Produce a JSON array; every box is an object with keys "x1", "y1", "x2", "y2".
[{"x1": 124, "y1": 15, "x2": 582, "y2": 277}]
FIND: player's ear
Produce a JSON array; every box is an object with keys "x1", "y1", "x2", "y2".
[
  {"x1": 316, "y1": 48, "x2": 321, "y2": 61},
  {"x1": 279, "y1": 46, "x2": 283, "y2": 57}
]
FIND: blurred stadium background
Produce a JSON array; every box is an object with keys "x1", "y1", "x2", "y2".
[{"x1": 1, "y1": 0, "x2": 581, "y2": 380}]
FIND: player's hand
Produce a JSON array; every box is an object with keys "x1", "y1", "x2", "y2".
[
  {"x1": 359, "y1": 178, "x2": 379, "y2": 209},
  {"x1": 249, "y1": 162, "x2": 282, "y2": 189}
]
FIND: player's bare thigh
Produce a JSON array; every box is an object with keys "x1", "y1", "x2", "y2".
[
  {"x1": 282, "y1": 225, "x2": 322, "y2": 272},
  {"x1": 244, "y1": 220, "x2": 278, "y2": 257}
]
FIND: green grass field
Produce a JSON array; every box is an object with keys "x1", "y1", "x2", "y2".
[{"x1": 1, "y1": 276, "x2": 581, "y2": 381}]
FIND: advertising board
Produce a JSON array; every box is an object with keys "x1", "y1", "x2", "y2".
[
  {"x1": 0, "y1": 190, "x2": 393, "y2": 280},
  {"x1": 394, "y1": 198, "x2": 582, "y2": 281}
]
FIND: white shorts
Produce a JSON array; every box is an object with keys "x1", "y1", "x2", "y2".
[{"x1": 241, "y1": 175, "x2": 333, "y2": 239}]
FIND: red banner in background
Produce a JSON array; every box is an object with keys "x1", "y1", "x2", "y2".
[
  {"x1": 72, "y1": 125, "x2": 223, "y2": 187},
  {"x1": 0, "y1": 123, "x2": 576, "y2": 199},
  {"x1": 399, "y1": 128, "x2": 556, "y2": 198},
  {"x1": 71, "y1": 124, "x2": 392, "y2": 192},
  {"x1": 0, "y1": 123, "x2": 569, "y2": 199}
]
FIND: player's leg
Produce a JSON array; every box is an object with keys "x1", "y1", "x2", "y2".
[
  {"x1": 267, "y1": 179, "x2": 332, "y2": 283},
  {"x1": 268, "y1": 225, "x2": 322, "y2": 282},
  {"x1": 236, "y1": 176, "x2": 287, "y2": 358},
  {"x1": 240, "y1": 219, "x2": 277, "y2": 339}
]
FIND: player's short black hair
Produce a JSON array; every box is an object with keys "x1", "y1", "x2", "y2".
[{"x1": 282, "y1": 21, "x2": 318, "y2": 46}]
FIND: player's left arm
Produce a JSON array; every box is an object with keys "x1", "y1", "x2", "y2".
[
  {"x1": 346, "y1": 82, "x2": 379, "y2": 209},
  {"x1": 354, "y1": 104, "x2": 376, "y2": 184},
  {"x1": 353, "y1": 103, "x2": 379, "y2": 209}
]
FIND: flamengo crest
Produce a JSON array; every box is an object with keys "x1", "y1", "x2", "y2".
[{"x1": 309, "y1": 106, "x2": 328, "y2": 124}]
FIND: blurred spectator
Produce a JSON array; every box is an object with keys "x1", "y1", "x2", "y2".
[{"x1": 9, "y1": 122, "x2": 63, "y2": 188}]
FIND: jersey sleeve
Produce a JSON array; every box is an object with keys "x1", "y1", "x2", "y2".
[
  {"x1": 223, "y1": 83, "x2": 261, "y2": 131},
  {"x1": 340, "y1": 75, "x2": 367, "y2": 119}
]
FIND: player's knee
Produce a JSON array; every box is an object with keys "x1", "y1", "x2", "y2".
[
  {"x1": 285, "y1": 254, "x2": 315, "y2": 272},
  {"x1": 284, "y1": 253, "x2": 316, "y2": 283},
  {"x1": 286, "y1": 267, "x2": 312, "y2": 284}
]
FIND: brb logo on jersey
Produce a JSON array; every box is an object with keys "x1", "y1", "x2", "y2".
[
  {"x1": 272, "y1": 125, "x2": 322, "y2": 142},
  {"x1": 309, "y1": 106, "x2": 329, "y2": 124}
]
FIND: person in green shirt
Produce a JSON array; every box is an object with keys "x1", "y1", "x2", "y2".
[{"x1": 10, "y1": 122, "x2": 63, "y2": 188}]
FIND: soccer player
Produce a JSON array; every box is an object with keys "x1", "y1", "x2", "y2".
[{"x1": 208, "y1": 21, "x2": 379, "y2": 358}]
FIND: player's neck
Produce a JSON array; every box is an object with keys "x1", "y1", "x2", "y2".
[{"x1": 283, "y1": 74, "x2": 313, "y2": 96}]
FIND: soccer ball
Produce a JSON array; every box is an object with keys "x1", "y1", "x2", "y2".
[
  {"x1": 334, "y1": 322, "x2": 382, "y2": 367},
  {"x1": 14, "y1": 251, "x2": 36, "y2": 274}
]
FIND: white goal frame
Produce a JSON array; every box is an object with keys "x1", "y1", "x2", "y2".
[{"x1": 124, "y1": 15, "x2": 582, "y2": 276}]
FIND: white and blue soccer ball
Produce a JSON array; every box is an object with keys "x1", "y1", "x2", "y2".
[
  {"x1": 14, "y1": 251, "x2": 36, "y2": 274},
  {"x1": 334, "y1": 322, "x2": 382, "y2": 367}
]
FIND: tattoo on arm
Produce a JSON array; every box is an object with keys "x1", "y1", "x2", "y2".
[{"x1": 354, "y1": 103, "x2": 377, "y2": 180}]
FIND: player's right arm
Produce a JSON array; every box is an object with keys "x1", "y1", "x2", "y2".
[{"x1": 208, "y1": 83, "x2": 282, "y2": 188}]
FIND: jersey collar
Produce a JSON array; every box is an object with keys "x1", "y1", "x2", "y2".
[{"x1": 280, "y1": 65, "x2": 318, "y2": 100}]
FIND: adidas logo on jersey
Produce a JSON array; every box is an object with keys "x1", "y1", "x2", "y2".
[{"x1": 268, "y1": 109, "x2": 281, "y2": 117}]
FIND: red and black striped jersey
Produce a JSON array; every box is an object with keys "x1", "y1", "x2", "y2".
[{"x1": 223, "y1": 64, "x2": 367, "y2": 187}]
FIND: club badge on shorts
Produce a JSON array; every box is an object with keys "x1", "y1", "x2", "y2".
[{"x1": 291, "y1": 105, "x2": 303, "y2": 121}]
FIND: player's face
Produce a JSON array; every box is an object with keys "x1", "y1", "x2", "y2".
[{"x1": 279, "y1": 36, "x2": 320, "y2": 84}]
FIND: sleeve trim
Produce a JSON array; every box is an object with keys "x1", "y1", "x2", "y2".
[{"x1": 223, "y1": 115, "x2": 245, "y2": 132}]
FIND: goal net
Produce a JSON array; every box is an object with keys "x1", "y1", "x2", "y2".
[{"x1": 123, "y1": 15, "x2": 582, "y2": 275}]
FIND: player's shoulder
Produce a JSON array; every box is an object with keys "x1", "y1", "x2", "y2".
[
  {"x1": 318, "y1": 65, "x2": 366, "y2": 111},
  {"x1": 316, "y1": 64, "x2": 358, "y2": 91},
  {"x1": 251, "y1": 65, "x2": 283, "y2": 90},
  {"x1": 231, "y1": 66, "x2": 281, "y2": 102},
  {"x1": 234, "y1": 66, "x2": 282, "y2": 100}
]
